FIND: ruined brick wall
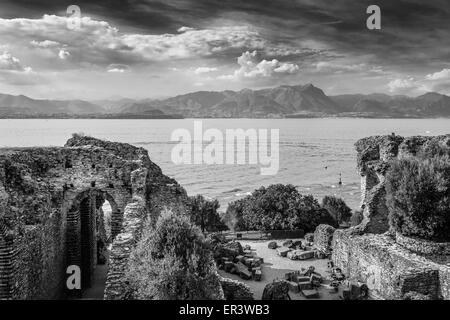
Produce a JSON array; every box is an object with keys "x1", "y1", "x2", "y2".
[
  {"x1": 0, "y1": 219, "x2": 13, "y2": 299},
  {"x1": 0, "y1": 135, "x2": 189, "y2": 299},
  {"x1": 103, "y1": 167, "x2": 190, "y2": 299},
  {"x1": 332, "y1": 134, "x2": 450, "y2": 300},
  {"x1": 354, "y1": 134, "x2": 450, "y2": 234},
  {"x1": 333, "y1": 231, "x2": 449, "y2": 299},
  {"x1": 313, "y1": 224, "x2": 335, "y2": 254},
  {"x1": 103, "y1": 199, "x2": 147, "y2": 300}
]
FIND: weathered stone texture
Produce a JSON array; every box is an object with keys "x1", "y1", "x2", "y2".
[
  {"x1": 220, "y1": 277, "x2": 254, "y2": 300},
  {"x1": 332, "y1": 134, "x2": 450, "y2": 300},
  {"x1": 313, "y1": 224, "x2": 335, "y2": 254},
  {"x1": 0, "y1": 135, "x2": 189, "y2": 299},
  {"x1": 333, "y1": 231, "x2": 449, "y2": 299},
  {"x1": 354, "y1": 134, "x2": 450, "y2": 234}
]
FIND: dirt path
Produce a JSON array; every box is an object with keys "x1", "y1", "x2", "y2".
[{"x1": 80, "y1": 261, "x2": 109, "y2": 300}]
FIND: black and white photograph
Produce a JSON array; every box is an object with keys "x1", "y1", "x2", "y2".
[{"x1": 0, "y1": 0, "x2": 449, "y2": 308}]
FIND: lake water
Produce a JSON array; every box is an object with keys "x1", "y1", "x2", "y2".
[{"x1": 1, "y1": 118, "x2": 449, "y2": 211}]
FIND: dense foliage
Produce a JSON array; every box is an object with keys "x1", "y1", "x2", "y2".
[
  {"x1": 223, "y1": 184, "x2": 337, "y2": 232},
  {"x1": 126, "y1": 210, "x2": 223, "y2": 299},
  {"x1": 321, "y1": 196, "x2": 352, "y2": 224},
  {"x1": 188, "y1": 195, "x2": 227, "y2": 232},
  {"x1": 386, "y1": 152, "x2": 450, "y2": 241}
]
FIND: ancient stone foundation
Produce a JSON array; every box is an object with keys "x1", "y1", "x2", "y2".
[
  {"x1": 313, "y1": 224, "x2": 335, "y2": 254},
  {"x1": 332, "y1": 134, "x2": 450, "y2": 300},
  {"x1": 0, "y1": 135, "x2": 188, "y2": 299},
  {"x1": 333, "y1": 231, "x2": 450, "y2": 299}
]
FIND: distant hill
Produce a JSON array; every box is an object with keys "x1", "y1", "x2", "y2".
[
  {"x1": 1, "y1": 84, "x2": 450, "y2": 118},
  {"x1": 330, "y1": 91, "x2": 450, "y2": 117},
  {"x1": 0, "y1": 93, "x2": 104, "y2": 115},
  {"x1": 120, "y1": 84, "x2": 345, "y2": 117}
]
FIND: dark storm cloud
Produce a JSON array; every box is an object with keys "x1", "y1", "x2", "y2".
[
  {"x1": 1, "y1": 0, "x2": 449, "y2": 75},
  {"x1": 2, "y1": 0, "x2": 449, "y2": 71}
]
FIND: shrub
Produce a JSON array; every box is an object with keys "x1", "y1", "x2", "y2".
[
  {"x1": 126, "y1": 210, "x2": 223, "y2": 299},
  {"x1": 188, "y1": 195, "x2": 227, "y2": 232},
  {"x1": 385, "y1": 155, "x2": 450, "y2": 241},
  {"x1": 321, "y1": 196, "x2": 352, "y2": 224},
  {"x1": 224, "y1": 184, "x2": 337, "y2": 232}
]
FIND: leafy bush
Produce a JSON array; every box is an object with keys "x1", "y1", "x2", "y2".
[
  {"x1": 188, "y1": 195, "x2": 227, "y2": 232},
  {"x1": 418, "y1": 139, "x2": 450, "y2": 158},
  {"x1": 321, "y1": 196, "x2": 352, "y2": 224},
  {"x1": 386, "y1": 155, "x2": 450, "y2": 241},
  {"x1": 223, "y1": 184, "x2": 337, "y2": 232},
  {"x1": 126, "y1": 210, "x2": 223, "y2": 299}
]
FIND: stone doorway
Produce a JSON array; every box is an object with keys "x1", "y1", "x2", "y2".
[{"x1": 66, "y1": 189, "x2": 120, "y2": 298}]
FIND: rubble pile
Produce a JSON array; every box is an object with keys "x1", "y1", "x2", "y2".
[
  {"x1": 284, "y1": 266, "x2": 322, "y2": 298},
  {"x1": 211, "y1": 236, "x2": 264, "y2": 282},
  {"x1": 270, "y1": 236, "x2": 329, "y2": 261}
]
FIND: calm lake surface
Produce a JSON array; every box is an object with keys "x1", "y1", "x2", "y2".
[{"x1": 1, "y1": 118, "x2": 449, "y2": 211}]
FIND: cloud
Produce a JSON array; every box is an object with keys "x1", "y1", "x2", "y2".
[
  {"x1": 426, "y1": 68, "x2": 450, "y2": 80},
  {"x1": 388, "y1": 68, "x2": 450, "y2": 95},
  {"x1": 388, "y1": 77, "x2": 417, "y2": 93},
  {"x1": 0, "y1": 51, "x2": 31, "y2": 72},
  {"x1": 177, "y1": 26, "x2": 194, "y2": 33},
  {"x1": 58, "y1": 48, "x2": 70, "y2": 60},
  {"x1": 107, "y1": 64, "x2": 130, "y2": 73},
  {"x1": 194, "y1": 67, "x2": 218, "y2": 74},
  {"x1": 30, "y1": 40, "x2": 60, "y2": 48},
  {"x1": 219, "y1": 51, "x2": 299, "y2": 80},
  {"x1": 0, "y1": 15, "x2": 267, "y2": 68},
  {"x1": 315, "y1": 61, "x2": 366, "y2": 72}
]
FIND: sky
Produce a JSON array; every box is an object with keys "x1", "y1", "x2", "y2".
[{"x1": 0, "y1": 0, "x2": 449, "y2": 100}]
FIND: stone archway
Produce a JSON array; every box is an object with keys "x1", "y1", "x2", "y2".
[
  {"x1": 66, "y1": 189, "x2": 121, "y2": 294},
  {"x1": 103, "y1": 192, "x2": 122, "y2": 242}
]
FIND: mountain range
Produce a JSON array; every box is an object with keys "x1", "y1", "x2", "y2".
[{"x1": 1, "y1": 84, "x2": 450, "y2": 118}]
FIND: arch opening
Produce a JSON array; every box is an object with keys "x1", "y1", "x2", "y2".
[{"x1": 66, "y1": 189, "x2": 121, "y2": 299}]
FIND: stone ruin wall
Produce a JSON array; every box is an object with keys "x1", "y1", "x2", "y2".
[
  {"x1": 0, "y1": 136, "x2": 189, "y2": 300},
  {"x1": 313, "y1": 224, "x2": 335, "y2": 254},
  {"x1": 332, "y1": 134, "x2": 450, "y2": 299}
]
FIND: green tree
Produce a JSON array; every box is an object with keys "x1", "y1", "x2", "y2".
[
  {"x1": 386, "y1": 155, "x2": 450, "y2": 241},
  {"x1": 225, "y1": 184, "x2": 337, "y2": 232},
  {"x1": 321, "y1": 196, "x2": 352, "y2": 224},
  {"x1": 188, "y1": 195, "x2": 227, "y2": 232},
  {"x1": 126, "y1": 210, "x2": 224, "y2": 300}
]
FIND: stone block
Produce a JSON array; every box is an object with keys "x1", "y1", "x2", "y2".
[
  {"x1": 224, "y1": 261, "x2": 235, "y2": 273},
  {"x1": 253, "y1": 269, "x2": 262, "y2": 281},
  {"x1": 268, "y1": 241, "x2": 278, "y2": 249},
  {"x1": 287, "y1": 281, "x2": 299, "y2": 293},
  {"x1": 297, "y1": 250, "x2": 315, "y2": 260},
  {"x1": 302, "y1": 289, "x2": 319, "y2": 298},
  {"x1": 298, "y1": 280, "x2": 312, "y2": 290},
  {"x1": 236, "y1": 262, "x2": 252, "y2": 280},
  {"x1": 277, "y1": 247, "x2": 292, "y2": 257}
]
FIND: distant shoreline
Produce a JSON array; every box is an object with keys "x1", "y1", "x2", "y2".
[{"x1": 0, "y1": 115, "x2": 449, "y2": 120}]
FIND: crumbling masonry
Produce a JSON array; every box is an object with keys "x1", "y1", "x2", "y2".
[
  {"x1": 332, "y1": 134, "x2": 450, "y2": 300},
  {"x1": 0, "y1": 135, "x2": 189, "y2": 299}
]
